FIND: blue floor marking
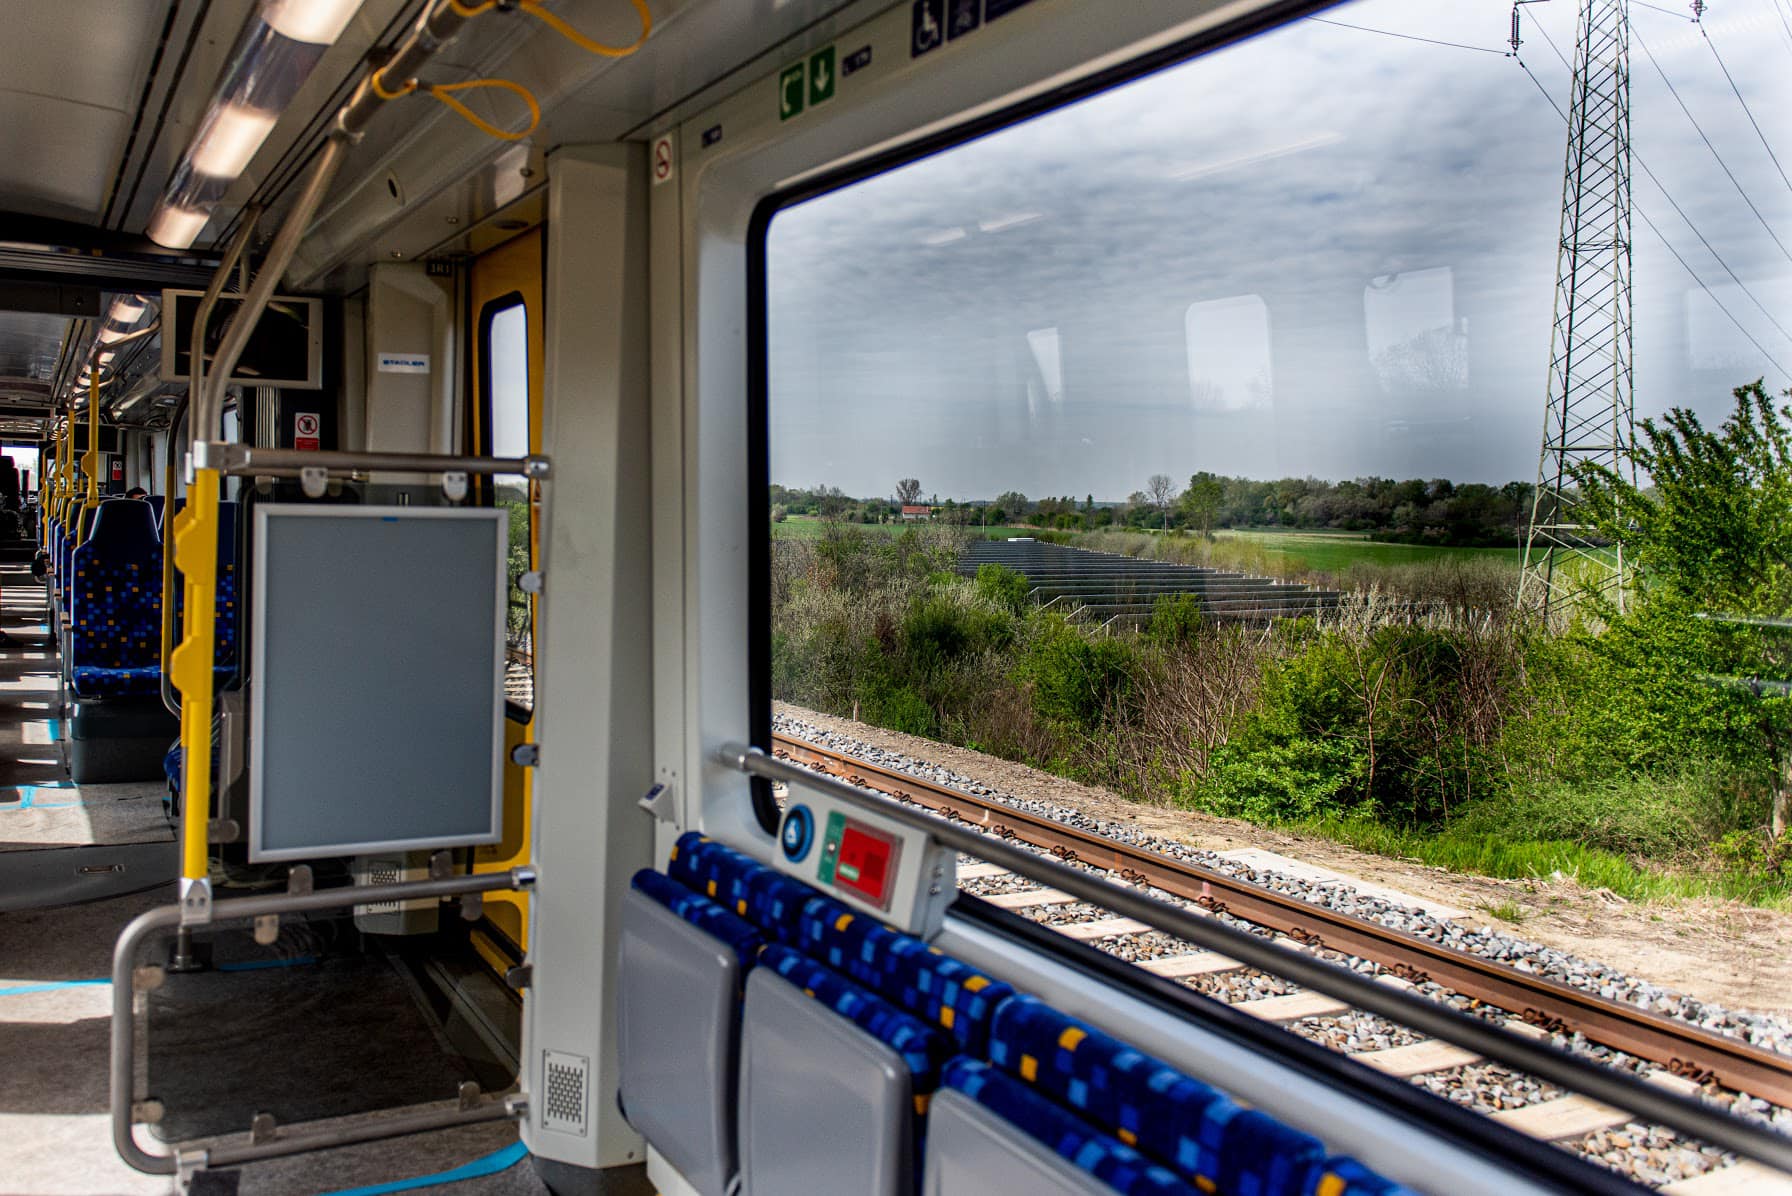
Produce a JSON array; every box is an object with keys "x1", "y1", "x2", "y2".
[
  {"x1": 1, "y1": 955, "x2": 318, "y2": 996},
  {"x1": 0, "y1": 977, "x2": 109, "y2": 997},
  {"x1": 217, "y1": 955, "x2": 318, "y2": 973},
  {"x1": 0, "y1": 784, "x2": 92, "y2": 810},
  {"x1": 319, "y1": 1140, "x2": 528, "y2": 1195}
]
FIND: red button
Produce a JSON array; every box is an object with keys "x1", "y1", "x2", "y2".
[{"x1": 835, "y1": 823, "x2": 896, "y2": 907}]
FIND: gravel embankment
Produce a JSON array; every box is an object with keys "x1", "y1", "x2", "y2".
[{"x1": 774, "y1": 711, "x2": 1792, "y2": 1184}]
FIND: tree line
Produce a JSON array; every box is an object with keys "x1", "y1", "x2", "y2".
[{"x1": 772, "y1": 473, "x2": 1541, "y2": 548}]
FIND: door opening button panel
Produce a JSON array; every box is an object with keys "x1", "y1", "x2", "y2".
[{"x1": 773, "y1": 793, "x2": 956, "y2": 937}]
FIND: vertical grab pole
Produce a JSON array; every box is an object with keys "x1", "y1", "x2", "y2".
[{"x1": 169, "y1": 471, "x2": 219, "y2": 904}]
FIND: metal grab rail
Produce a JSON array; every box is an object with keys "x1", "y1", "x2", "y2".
[
  {"x1": 111, "y1": 867, "x2": 536, "y2": 1175},
  {"x1": 191, "y1": 442, "x2": 552, "y2": 480},
  {"x1": 721, "y1": 743, "x2": 1792, "y2": 1174}
]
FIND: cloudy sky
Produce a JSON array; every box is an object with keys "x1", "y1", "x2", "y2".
[{"x1": 766, "y1": 0, "x2": 1792, "y2": 501}]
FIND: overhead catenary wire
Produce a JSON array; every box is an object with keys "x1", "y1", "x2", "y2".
[
  {"x1": 1529, "y1": 18, "x2": 1792, "y2": 354},
  {"x1": 1307, "y1": 11, "x2": 1792, "y2": 379},
  {"x1": 1632, "y1": 23, "x2": 1792, "y2": 265},
  {"x1": 1515, "y1": 54, "x2": 1790, "y2": 382},
  {"x1": 1701, "y1": 24, "x2": 1792, "y2": 197},
  {"x1": 1303, "y1": 14, "x2": 1508, "y2": 56}
]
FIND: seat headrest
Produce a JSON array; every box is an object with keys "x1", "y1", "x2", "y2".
[{"x1": 86, "y1": 498, "x2": 160, "y2": 551}]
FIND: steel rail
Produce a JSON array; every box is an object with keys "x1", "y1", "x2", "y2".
[{"x1": 769, "y1": 735, "x2": 1792, "y2": 1120}]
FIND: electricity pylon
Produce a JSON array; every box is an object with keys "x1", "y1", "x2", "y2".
[{"x1": 1519, "y1": 0, "x2": 1636, "y2": 618}]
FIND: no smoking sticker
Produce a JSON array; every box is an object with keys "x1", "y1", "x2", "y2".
[
  {"x1": 294, "y1": 411, "x2": 321, "y2": 451},
  {"x1": 652, "y1": 134, "x2": 675, "y2": 186}
]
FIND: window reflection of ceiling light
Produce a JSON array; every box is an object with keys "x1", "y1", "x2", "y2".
[
  {"x1": 1167, "y1": 132, "x2": 1343, "y2": 182},
  {"x1": 978, "y1": 212, "x2": 1042, "y2": 234},
  {"x1": 921, "y1": 227, "x2": 968, "y2": 246},
  {"x1": 110, "y1": 297, "x2": 147, "y2": 323}
]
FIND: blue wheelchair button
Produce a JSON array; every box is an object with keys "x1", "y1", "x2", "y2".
[{"x1": 782, "y1": 805, "x2": 814, "y2": 863}]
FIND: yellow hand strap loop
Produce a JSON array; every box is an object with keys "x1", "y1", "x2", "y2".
[
  {"x1": 370, "y1": 67, "x2": 541, "y2": 143},
  {"x1": 428, "y1": 78, "x2": 542, "y2": 141},
  {"x1": 518, "y1": 0, "x2": 651, "y2": 58}
]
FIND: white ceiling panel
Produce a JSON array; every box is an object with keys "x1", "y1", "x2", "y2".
[
  {"x1": 0, "y1": 1, "x2": 172, "y2": 224},
  {"x1": 0, "y1": 93, "x2": 134, "y2": 223}
]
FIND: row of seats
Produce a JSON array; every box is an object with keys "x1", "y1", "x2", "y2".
[
  {"x1": 44, "y1": 498, "x2": 239, "y2": 699},
  {"x1": 620, "y1": 832, "x2": 1416, "y2": 1196}
]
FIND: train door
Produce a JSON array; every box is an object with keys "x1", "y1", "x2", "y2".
[{"x1": 469, "y1": 227, "x2": 544, "y2": 966}]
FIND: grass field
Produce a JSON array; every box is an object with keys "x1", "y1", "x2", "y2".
[{"x1": 1212, "y1": 528, "x2": 1524, "y2": 574}]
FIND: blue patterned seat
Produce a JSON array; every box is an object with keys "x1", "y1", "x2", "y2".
[
  {"x1": 68, "y1": 500, "x2": 162, "y2": 699},
  {"x1": 942, "y1": 1059, "x2": 1197, "y2": 1196},
  {"x1": 667, "y1": 830, "x2": 819, "y2": 945},
  {"x1": 989, "y1": 995, "x2": 1329, "y2": 1196},
  {"x1": 169, "y1": 501, "x2": 240, "y2": 677},
  {"x1": 797, "y1": 897, "x2": 1015, "y2": 1055},
  {"x1": 631, "y1": 867, "x2": 767, "y2": 969},
  {"x1": 1303, "y1": 1157, "x2": 1418, "y2": 1196},
  {"x1": 761, "y1": 944, "x2": 956, "y2": 1100}
]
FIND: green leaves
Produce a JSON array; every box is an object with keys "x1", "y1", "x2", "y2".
[{"x1": 1574, "y1": 380, "x2": 1792, "y2": 614}]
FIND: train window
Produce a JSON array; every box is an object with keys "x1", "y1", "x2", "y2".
[
  {"x1": 480, "y1": 296, "x2": 534, "y2": 711},
  {"x1": 761, "y1": 0, "x2": 1791, "y2": 990}
]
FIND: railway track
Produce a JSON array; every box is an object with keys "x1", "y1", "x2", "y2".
[{"x1": 772, "y1": 732, "x2": 1792, "y2": 1193}]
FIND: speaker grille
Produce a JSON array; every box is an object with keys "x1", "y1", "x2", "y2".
[{"x1": 542, "y1": 1050, "x2": 589, "y2": 1135}]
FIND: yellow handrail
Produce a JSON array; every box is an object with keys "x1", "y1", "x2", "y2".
[{"x1": 169, "y1": 468, "x2": 219, "y2": 881}]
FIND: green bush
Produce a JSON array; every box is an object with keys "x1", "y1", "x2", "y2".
[
  {"x1": 1146, "y1": 594, "x2": 1203, "y2": 646},
  {"x1": 975, "y1": 563, "x2": 1031, "y2": 615},
  {"x1": 1196, "y1": 736, "x2": 1363, "y2": 821},
  {"x1": 1020, "y1": 617, "x2": 1138, "y2": 731},
  {"x1": 1448, "y1": 761, "x2": 1758, "y2": 861}
]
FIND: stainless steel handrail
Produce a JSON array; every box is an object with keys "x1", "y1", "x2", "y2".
[
  {"x1": 190, "y1": 442, "x2": 551, "y2": 479},
  {"x1": 111, "y1": 867, "x2": 536, "y2": 1175},
  {"x1": 721, "y1": 742, "x2": 1792, "y2": 1174}
]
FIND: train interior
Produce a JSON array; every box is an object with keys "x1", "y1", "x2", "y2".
[{"x1": 0, "y1": 1, "x2": 1789, "y2": 1194}]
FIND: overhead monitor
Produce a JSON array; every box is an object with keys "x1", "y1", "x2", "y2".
[
  {"x1": 161, "y1": 289, "x2": 325, "y2": 389},
  {"x1": 249, "y1": 504, "x2": 508, "y2": 861}
]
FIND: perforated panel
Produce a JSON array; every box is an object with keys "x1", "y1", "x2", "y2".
[{"x1": 542, "y1": 1050, "x2": 589, "y2": 1136}]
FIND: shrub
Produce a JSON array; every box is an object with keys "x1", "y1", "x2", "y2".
[
  {"x1": 1020, "y1": 617, "x2": 1138, "y2": 732},
  {"x1": 975, "y1": 563, "x2": 1031, "y2": 615},
  {"x1": 1448, "y1": 761, "x2": 1758, "y2": 861},
  {"x1": 1146, "y1": 594, "x2": 1203, "y2": 646}
]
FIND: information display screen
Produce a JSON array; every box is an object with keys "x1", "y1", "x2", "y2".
[
  {"x1": 161, "y1": 290, "x2": 324, "y2": 389},
  {"x1": 249, "y1": 505, "x2": 507, "y2": 861}
]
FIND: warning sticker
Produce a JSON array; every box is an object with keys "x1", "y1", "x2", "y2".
[
  {"x1": 294, "y1": 411, "x2": 321, "y2": 452},
  {"x1": 652, "y1": 134, "x2": 675, "y2": 186}
]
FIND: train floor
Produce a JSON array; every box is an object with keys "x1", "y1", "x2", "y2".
[{"x1": 0, "y1": 564, "x2": 548, "y2": 1195}]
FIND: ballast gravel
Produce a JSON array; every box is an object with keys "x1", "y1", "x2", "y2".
[
  {"x1": 773, "y1": 713, "x2": 1792, "y2": 1058},
  {"x1": 774, "y1": 711, "x2": 1792, "y2": 1184}
]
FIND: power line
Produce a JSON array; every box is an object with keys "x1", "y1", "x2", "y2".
[
  {"x1": 1517, "y1": 54, "x2": 1790, "y2": 381},
  {"x1": 1632, "y1": 23, "x2": 1792, "y2": 264},
  {"x1": 1702, "y1": 25, "x2": 1792, "y2": 197},
  {"x1": 1304, "y1": 15, "x2": 1507, "y2": 56},
  {"x1": 1630, "y1": 0, "x2": 1691, "y2": 18},
  {"x1": 1531, "y1": 19, "x2": 1792, "y2": 350}
]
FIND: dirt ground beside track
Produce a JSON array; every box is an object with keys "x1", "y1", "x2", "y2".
[{"x1": 778, "y1": 702, "x2": 1792, "y2": 1020}]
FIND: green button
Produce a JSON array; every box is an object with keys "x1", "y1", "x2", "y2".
[
  {"x1": 809, "y1": 46, "x2": 837, "y2": 107},
  {"x1": 779, "y1": 62, "x2": 805, "y2": 120}
]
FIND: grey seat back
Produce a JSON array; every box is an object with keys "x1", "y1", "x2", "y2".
[
  {"x1": 616, "y1": 887, "x2": 744, "y2": 1196},
  {"x1": 921, "y1": 1087, "x2": 1125, "y2": 1196},
  {"x1": 737, "y1": 966, "x2": 917, "y2": 1196}
]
